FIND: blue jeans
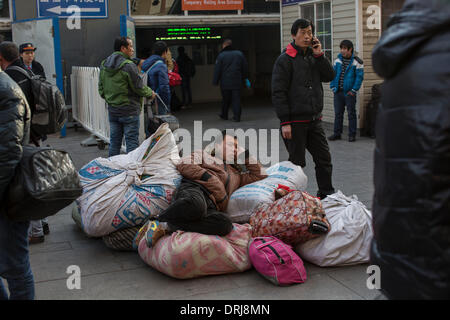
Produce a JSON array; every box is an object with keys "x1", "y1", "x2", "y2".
[
  {"x1": 0, "y1": 209, "x2": 35, "y2": 300},
  {"x1": 333, "y1": 91, "x2": 357, "y2": 137},
  {"x1": 108, "y1": 114, "x2": 140, "y2": 157}
]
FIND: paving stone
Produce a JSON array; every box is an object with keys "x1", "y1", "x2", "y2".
[{"x1": 177, "y1": 273, "x2": 363, "y2": 300}]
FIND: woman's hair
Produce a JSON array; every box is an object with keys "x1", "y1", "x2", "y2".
[{"x1": 165, "y1": 49, "x2": 174, "y2": 71}]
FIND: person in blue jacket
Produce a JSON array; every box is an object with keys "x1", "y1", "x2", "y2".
[
  {"x1": 142, "y1": 41, "x2": 171, "y2": 115},
  {"x1": 329, "y1": 40, "x2": 364, "y2": 142}
]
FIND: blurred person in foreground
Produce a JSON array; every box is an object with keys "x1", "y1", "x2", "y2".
[
  {"x1": 0, "y1": 62, "x2": 34, "y2": 300},
  {"x1": 371, "y1": 0, "x2": 450, "y2": 299}
]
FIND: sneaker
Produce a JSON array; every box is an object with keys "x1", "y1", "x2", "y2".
[
  {"x1": 133, "y1": 221, "x2": 150, "y2": 250},
  {"x1": 43, "y1": 223, "x2": 50, "y2": 235},
  {"x1": 349, "y1": 136, "x2": 356, "y2": 142},
  {"x1": 145, "y1": 220, "x2": 167, "y2": 248},
  {"x1": 328, "y1": 134, "x2": 341, "y2": 141},
  {"x1": 218, "y1": 114, "x2": 228, "y2": 120},
  {"x1": 29, "y1": 235, "x2": 45, "y2": 245},
  {"x1": 231, "y1": 118, "x2": 240, "y2": 122}
]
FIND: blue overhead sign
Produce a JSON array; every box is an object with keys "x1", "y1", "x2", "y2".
[{"x1": 37, "y1": 0, "x2": 108, "y2": 19}]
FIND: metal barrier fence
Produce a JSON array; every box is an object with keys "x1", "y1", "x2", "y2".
[{"x1": 71, "y1": 66, "x2": 145, "y2": 149}]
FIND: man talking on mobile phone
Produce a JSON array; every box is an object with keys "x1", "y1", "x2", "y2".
[{"x1": 272, "y1": 18, "x2": 336, "y2": 199}]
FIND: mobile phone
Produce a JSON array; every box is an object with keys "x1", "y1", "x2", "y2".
[{"x1": 311, "y1": 35, "x2": 319, "y2": 49}]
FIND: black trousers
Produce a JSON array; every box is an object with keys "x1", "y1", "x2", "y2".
[
  {"x1": 282, "y1": 120, "x2": 335, "y2": 196},
  {"x1": 220, "y1": 88, "x2": 241, "y2": 121},
  {"x1": 181, "y1": 77, "x2": 192, "y2": 106},
  {"x1": 156, "y1": 180, "x2": 233, "y2": 236}
]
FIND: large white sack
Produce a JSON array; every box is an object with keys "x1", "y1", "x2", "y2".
[
  {"x1": 76, "y1": 123, "x2": 182, "y2": 237},
  {"x1": 227, "y1": 161, "x2": 307, "y2": 223},
  {"x1": 294, "y1": 190, "x2": 373, "y2": 267}
]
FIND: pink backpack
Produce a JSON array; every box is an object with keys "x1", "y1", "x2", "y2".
[{"x1": 248, "y1": 236, "x2": 307, "y2": 286}]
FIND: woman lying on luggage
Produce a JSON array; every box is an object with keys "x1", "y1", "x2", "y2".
[{"x1": 134, "y1": 130, "x2": 267, "y2": 248}]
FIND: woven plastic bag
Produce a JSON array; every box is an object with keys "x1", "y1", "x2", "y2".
[
  {"x1": 227, "y1": 161, "x2": 307, "y2": 223},
  {"x1": 295, "y1": 191, "x2": 373, "y2": 266},
  {"x1": 76, "y1": 123, "x2": 182, "y2": 237}
]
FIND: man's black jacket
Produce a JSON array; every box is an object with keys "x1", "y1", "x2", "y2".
[
  {"x1": 5, "y1": 59, "x2": 34, "y2": 109},
  {"x1": 5, "y1": 59, "x2": 44, "y2": 145},
  {"x1": 213, "y1": 46, "x2": 249, "y2": 90},
  {"x1": 176, "y1": 53, "x2": 194, "y2": 79},
  {"x1": 272, "y1": 42, "x2": 335, "y2": 125},
  {"x1": 371, "y1": 0, "x2": 450, "y2": 299}
]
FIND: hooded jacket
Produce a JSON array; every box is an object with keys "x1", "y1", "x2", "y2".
[
  {"x1": 371, "y1": 0, "x2": 450, "y2": 299},
  {"x1": 98, "y1": 51, "x2": 153, "y2": 116},
  {"x1": 213, "y1": 46, "x2": 249, "y2": 90},
  {"x1": 176, "y1": 150, "x2": 267, "y2": 212},
  {"x1": 142, "y1": 55, "x2": 171, "y2": 112},
  {"x1": 272, "y1": 42, "x2": 335, "y2": 125},
  {"x1": 0, "y1": 71, "x2": 30, "y2": 209},
  {"x1": 330, "y1": 52, "x2": 364, "y2": 94}
]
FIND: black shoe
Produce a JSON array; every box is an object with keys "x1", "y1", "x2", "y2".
[
  {"x1": 29, "y1": 235, "x2": 45, "y2": 245},
  {"x1": 232, "y1": 118, "x2": 240, "y2": 122},
  {"x1": 328, "y1": 134, "x2": 341, "y2": 141},
  {"x1": 43, "y1": 223, "x2": 50, "y2": 235},
  {"x1": 219, "y1": 114, "x2": 228, "y2": 120},
  {"x1": 349, "y1": 136, "x2": 356, "y2": 142},
  {"x1": 316, "y1": 190, "x2": 334, "y2": 200}
]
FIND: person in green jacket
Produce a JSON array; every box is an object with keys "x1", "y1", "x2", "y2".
[{"x1": 98, "y1": 36, "x2": 155, "y2": 157}]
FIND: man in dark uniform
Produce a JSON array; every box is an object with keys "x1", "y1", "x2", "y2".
[{"x1": 19, "y1": 43, "x2": 46, "y2": 79}]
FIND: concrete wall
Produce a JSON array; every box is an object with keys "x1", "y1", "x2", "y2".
[
  {"x1": 361, "y1": 0, "x2": 382, "y2": 112},
  {"x1": 13, "y1": 0, "x2": 128, "y2": 103},
  {"x1": 281, "y1": 4, "x2": 297, "y2": 48}
]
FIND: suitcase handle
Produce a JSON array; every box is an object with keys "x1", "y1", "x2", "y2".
[{"x1": 154, "y1": 92, "x2": 170, "y2": 115}]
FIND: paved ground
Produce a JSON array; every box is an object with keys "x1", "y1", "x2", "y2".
[{"x1": 27, "y1": 98, "x2": 384, "y2": 300}]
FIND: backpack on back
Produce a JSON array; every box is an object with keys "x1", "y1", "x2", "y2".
[
  {"x1": 8, "y1": 66, "x2": 67, "y2": 135},
  {"x1": 248, "y1": 236, "x2": 307, "y2": 286}
]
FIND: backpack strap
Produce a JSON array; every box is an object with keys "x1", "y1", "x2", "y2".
[
  {"x1": 7, "y1": 66, "x2": 35, "y2": 80},
  {"x1": 146, "y1": 60, "x2": 164, "y2": 74}
]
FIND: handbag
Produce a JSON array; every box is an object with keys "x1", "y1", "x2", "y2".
[
  {"x1": 6, "y1": 145, "x2": 82, "y2": 222},
  {"x1": 248, "y1": 236, "x2": 307, "y2": 286},
  {"x1": 168, "y1": 71, "x2": 182, "y2": 87}
]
